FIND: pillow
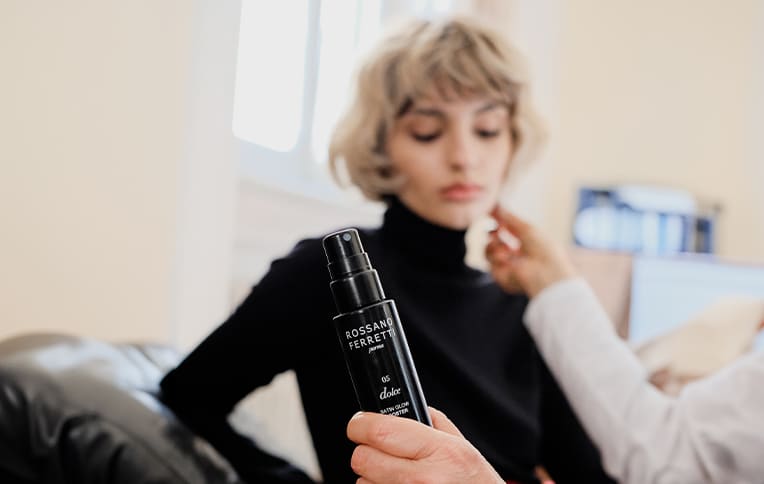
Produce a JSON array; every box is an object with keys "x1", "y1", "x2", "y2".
[{"x1": 634, "y1": 297, "x2": 764, "y2": 395}]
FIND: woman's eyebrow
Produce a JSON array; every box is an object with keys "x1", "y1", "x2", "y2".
[
  {"x1": 475, "y1": 101, "x2": 503, "y2": 114},
  {"x1": 410, "y1": 107, "x2": 445, "y2": 118},
  {"x1": 407, "y1": 102, "x2": 503, "y2": 118}
]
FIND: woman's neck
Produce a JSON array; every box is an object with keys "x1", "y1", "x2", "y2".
[{"x1": 379, "y1": 198, "x2": 471, "y2": 275}]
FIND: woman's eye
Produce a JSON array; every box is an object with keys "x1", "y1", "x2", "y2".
[
  {"x1": 476, "y1": 129, "x2": 500, "y2": 138},
  {"x1": 412, "y1": 132, "x2": 441, "y2": 142}
]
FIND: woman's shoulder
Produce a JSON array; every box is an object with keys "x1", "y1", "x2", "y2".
[
  {"x1": 270, "y1": 226, "x2": 379, "y2": 271},
  {"x1": 250, "y1": 227, "x2": 379, "y2": 313}
]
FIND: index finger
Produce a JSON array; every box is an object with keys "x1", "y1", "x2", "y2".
[
  {"x1": 347, "y1": 412, "x2": 442, "y2": 460},
  {"x1": 490, "y1": 206, "x2": 532, "y2": 240}
]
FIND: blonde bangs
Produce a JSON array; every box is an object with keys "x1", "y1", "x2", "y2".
[{"x1": 396, "y1": 22, "x2": 518, "y2": 105}]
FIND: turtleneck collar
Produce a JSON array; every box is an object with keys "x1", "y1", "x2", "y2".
[{"x1": 379, "y1": 197, "x2": 472, "y2": 276}]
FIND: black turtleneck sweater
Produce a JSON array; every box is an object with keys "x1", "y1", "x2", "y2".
[{"x1": 160, "y1": 200, "x2": 614, "y2": 484}]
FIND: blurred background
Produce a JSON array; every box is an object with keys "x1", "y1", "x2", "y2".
[
  {"x1": 2, "y1": 1, "x2": 764, "y2": 475},
  {"x1": 4, "y1": 0, "x2": 763, "y2": 343}
]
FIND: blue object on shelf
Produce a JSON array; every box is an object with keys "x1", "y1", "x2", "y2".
[{"x1": 573, "y1": 185, "x2": 719, "y2": 255}]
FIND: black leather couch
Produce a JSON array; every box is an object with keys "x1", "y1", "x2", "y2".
[{"x1": 0, "y1": 333, "x2": 243, "y2": 484}]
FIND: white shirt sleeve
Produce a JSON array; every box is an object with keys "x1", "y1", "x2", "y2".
[{"x1": 524, "y1": 277, "x2": 764, "y2": 484}]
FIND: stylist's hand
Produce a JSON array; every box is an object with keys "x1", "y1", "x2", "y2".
[
  {"x1": 347, "y1": 408, "x2": 504, "y2": 484},
  {"x1": 486, "y1": 207, "x2": 577, "y2": 298}
]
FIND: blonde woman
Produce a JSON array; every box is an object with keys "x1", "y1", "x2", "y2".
[{"x1": 161, "y1": 16, "x2": 614, "y2": 484}]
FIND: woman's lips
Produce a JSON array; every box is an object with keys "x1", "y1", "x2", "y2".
[{"x1": 440, "y1": 183, "x2": 483, "y2": 201}]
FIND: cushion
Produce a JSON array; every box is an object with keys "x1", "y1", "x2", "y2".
[{"x1": 0, "y1": 333, "x2": 242, "y2": 484}]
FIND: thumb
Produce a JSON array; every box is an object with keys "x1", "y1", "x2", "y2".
[{"x1": 428, "y1": 407, "x2": 464, "y2": 438}]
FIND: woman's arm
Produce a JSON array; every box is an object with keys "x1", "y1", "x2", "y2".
[
  {"x1": 160, "y1": 239, "x2": 330, "y2": 483},
  {"x1": 526, "y1": 278, "x2": 698, "y2": 482},
  {"x1": 535, "y1": 349, "x2": 616, "y2": 483}
]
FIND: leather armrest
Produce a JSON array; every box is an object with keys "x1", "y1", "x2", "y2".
[{"x1": 0, "y1": 333, "x2": 242, "y2": 484}]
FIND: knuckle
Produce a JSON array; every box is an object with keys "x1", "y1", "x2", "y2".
[{"x1": 368, "y1": 419, "x2": 393, "y2": 446}]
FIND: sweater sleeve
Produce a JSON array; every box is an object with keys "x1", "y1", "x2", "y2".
[
  {"x1": 525, "y1": 278, "x2": 764, "y2": 484},
  {"x1": 536, "y1": 346, "x2": 617, "y2": 483},
  {"x1": 160, "y1": 238, "x2": 332, "y2": 483}
]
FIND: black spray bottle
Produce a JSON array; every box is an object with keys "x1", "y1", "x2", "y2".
[{"x1": 323, "y1": 228, "x2": 431, "y2": 425}]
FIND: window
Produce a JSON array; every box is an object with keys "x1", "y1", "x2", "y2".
[
  {"x1": 232, "y1": 1, "x2": 312, "y2": 152},
  {"x1": 233, "y1": 0, "x2": 455, "y2": 198},
  {"x1": 310, "y1": 0, "x2": 383, "y2": 164}
]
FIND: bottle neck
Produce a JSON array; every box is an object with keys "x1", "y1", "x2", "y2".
[{"x1": 330, "y1": 268, "x2": 385, "y2": 314}]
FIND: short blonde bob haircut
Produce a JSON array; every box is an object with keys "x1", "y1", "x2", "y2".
[{"x1": 329, "y1": 14, "x2": 546, "y2": 201}]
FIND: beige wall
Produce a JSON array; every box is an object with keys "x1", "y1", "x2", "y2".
[
  {"x1": 0, "y1": 1, "x2": 240, "y2": 344},
  {"x1": 547, "y1": 0, "x2": 764, "y2": 262}
]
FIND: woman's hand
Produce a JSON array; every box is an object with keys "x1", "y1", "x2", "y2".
[
  {"x1": 347, "y1": 408, "x2": 504, "y2": 484},
  {"x1": 486, "y1": 207, "x2": 578, "y2": 298}
]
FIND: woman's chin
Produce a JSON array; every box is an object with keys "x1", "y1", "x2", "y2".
[
  {"x1": 433, "y1": 204, "x2": 488, "y2": 230},
  {"x1": 401, "y1": 195, "x2": 493, "y2": 230}
]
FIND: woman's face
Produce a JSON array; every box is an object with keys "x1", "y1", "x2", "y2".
[{"x1": 386, "y1": 91, "x2": 513, "y2": 230}]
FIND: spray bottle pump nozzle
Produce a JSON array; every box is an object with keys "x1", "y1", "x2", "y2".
[{"x1": 322, "y1": 229, "x2": 384, "y2": 313}]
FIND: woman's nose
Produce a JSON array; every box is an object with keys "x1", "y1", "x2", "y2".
[{"x1": 446, "y1": 131, "x2": 478, "y2": 171}]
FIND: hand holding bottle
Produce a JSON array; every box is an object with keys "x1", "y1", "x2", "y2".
[
  {"x1": 347, "y1": 408, "x2": 504, "y2": 484},
  {"x1": 486, "y1": 207, "x2": 578, "y2": 298}
]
